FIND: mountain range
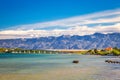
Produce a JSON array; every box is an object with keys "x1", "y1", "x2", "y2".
[{"x1": 0, "y1": 33, "x2": 120, "y2": 50}]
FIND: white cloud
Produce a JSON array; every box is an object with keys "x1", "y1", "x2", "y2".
[
  {"x1": 0, "y1": 23, "x2": 120, "y2": 39},
  {"x1": 7, "y1": 8, "x2": 120, "y2": 30},
  {"x1": 0, "y1": 8, "x2": 120, "y2": 39}
]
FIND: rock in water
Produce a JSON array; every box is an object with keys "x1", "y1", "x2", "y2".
[{"x1": 72, "y1": 60, "x2": 79, "y2": 64}]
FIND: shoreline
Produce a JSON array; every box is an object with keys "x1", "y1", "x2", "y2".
[{"x1": 0, "y1": 47, "x2": 120, "y2": 56}]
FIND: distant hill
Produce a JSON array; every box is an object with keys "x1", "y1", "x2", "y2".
[{"x1": 0, "y1": 33, "x2": 120, "y2": 49}]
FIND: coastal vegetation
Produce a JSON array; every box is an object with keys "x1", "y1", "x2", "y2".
[
  {"x1": 0, "y1": 47, "x2": 120, "y2": 56},
  {"x1": 84, "y1": 47, "x2": 120, "y2": 56}
]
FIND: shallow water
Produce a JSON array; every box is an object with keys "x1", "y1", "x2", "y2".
[{"x1": 0, "y1": 53, "x2": 120, "y2": 80}]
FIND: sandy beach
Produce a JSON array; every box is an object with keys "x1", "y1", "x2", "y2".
[
  {"x1": 0, "y1": 67, "x2": 98, "y2": 80},
  {"x1": 0, "y1": 67, "x2": 120, "y2": 80}
]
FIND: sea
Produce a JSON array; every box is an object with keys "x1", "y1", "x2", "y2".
[{"x1": 0, "y1": 53, "x2": 120, "y2": 80}]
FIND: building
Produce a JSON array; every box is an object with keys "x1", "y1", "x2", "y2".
[{"x1": 105, "y1": 47, "x2": 113, "y2": 51}]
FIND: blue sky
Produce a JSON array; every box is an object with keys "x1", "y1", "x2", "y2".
[
  {"x1": 0, "y1": 0, "x2": 120, "y2": 39},
  {"x1": 0, "y1": 0, "x2": 120, "y2": 28}
]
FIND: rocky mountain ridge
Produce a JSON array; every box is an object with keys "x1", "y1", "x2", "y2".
[{"x1": 0, "y1": 33, "x2": 120, "y2": 49}]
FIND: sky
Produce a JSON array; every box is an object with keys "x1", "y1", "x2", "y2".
[{"x1": 0, "y1": 0, "x2": 120, "y2": 39}]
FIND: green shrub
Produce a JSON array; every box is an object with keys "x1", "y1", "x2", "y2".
[{"x1": 112, "y1": 49, "x2": 120, "y2": 56}]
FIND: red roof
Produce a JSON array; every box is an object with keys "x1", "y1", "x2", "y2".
[{"x1": 105, "y1": 47, "x2": 113, "y2": 51}]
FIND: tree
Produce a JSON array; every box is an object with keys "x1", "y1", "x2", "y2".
[{"x1": 112, "y1": 49, "x2": 120, "y2": 56}]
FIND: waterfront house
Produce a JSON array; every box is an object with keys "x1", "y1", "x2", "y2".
[{"x1": 105, "y1": 47, "x2": 113, "y2": 51}]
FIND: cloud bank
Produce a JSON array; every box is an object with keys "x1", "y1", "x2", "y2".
[{"x1": 0, "y1": 8, "x2": 120, "y2": 39}]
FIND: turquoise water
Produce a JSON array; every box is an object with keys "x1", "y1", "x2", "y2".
[{"x1": 0, "y1": 53, "x2": 120, "y2": 80}]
